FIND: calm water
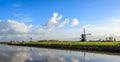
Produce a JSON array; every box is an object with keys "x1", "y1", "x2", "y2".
[{"x1": 0, "y1": 45, "x2": 120, "y2": 62}]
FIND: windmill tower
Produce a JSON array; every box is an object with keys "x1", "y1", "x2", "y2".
[{"x1": 80, "y1": 28, "x2": 91, "y2": 41}]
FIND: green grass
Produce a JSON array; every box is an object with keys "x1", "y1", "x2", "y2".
[
  {"x1": 23, "y1": 41, "x2": 120, "y2": 46},
  {"x1": 1, "y1": 41, "x2": 120, "y2": 47}
]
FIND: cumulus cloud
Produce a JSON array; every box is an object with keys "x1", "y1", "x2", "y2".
[
  {"x1": 0, "y1": 12, "x2": 81, "y2": 41},
  {"x1": 8, "y1": 20, "x2": 31, "y2": 33},
  {"x1": 71, "y1": 19, "x2": 79, "y2": 27},
  {"x1": 58, "y1": 18, "x2": 69, "y2": 27},
  {"x1": 0, "y1": 20, "x2": 32, "y2": 34},
  {"x1": 45, "y1": 12, "x2": 69, "y2": 28},
  {"x1": 44, "y1": 12, "x2": 70, "y2": 34},
  {"x1": 0, "y1": 12, "x2": 68, "y2": 41},
  {"x1": 45, "y1": 12, "x2": 62, "y2": 27},
  {"x1": 57, "y1": 15, "x2": 63, "y2": 21}
]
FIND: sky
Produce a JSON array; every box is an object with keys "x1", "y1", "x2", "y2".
[{"x1": 0, "y1": 0, "x2": 120, "y2": 41}]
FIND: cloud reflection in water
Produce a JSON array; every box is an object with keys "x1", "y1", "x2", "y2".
[
  {"x1": 0, "y1": 48, "x2": 80, "y2": 62},
  {"x1": 0, "y1": 45, "x2": 120, "y2": 62}
]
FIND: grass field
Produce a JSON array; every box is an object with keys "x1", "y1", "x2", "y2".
[
  {"x1": 22, "y1": 41, "x2": 120, "y2": 46},
  {"x1": 1, "y1": 41, "x2": 120, "y2": 52},
  {"x1": 1, "y1": 41, "x2": 120, "y2": 47}
]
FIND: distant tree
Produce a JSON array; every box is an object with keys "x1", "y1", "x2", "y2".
[
  {"x1": 22, "y1": 40, "x2": 24, "y2": 43},
  {"x1": 105, "y1": 37, "x2": 108, "y2": 41},
  {"x1": 17, "y1": 40, "x2": 19, "y2": 43},
  {"x1": 114, "y1": 38, "x2": 116, "y2": 41},
  {"x1": 99, "y1": 38, "x2": 102, "y2": 41},
  {"x1": 10, "y1": 40, "x2": 13, "y2": 43}
]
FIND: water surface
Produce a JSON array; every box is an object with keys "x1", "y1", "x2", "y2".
[{"x1": 0, "y1": 45, "x2": 120, "y2": 62}]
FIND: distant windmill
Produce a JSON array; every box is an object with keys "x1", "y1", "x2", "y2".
[
  {"x1": 30, "y1": 37, "x2": 32, "y2": 42},
  {"x1": 80, "y1": 28, "x2": 91, "y2": 41}
]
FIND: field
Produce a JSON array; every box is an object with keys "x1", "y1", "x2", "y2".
[
  {"x1": 0, "y1": 41, "x2": 120, "y2": 47},
  {"x1": 1, "y1": 41, "x2": 120, "y2": 52},
  {"x1": 14, "y1": 41, "x2": 120, "y2": 47}
]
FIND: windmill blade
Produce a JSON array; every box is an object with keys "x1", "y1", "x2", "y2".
[{"x1": 83, "y1": 28, "x2": 86, "y2": 34}]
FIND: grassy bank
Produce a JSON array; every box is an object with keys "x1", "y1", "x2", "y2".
[
  {"x1": 1, "y1": 41, "x2": 120, "y2": 47},
  {"x1": 1, "y1": 41, "x2": 120, "y2": 53},
  {"x1": 23, "y1": 41, "x2": 120, "y2": 46}
]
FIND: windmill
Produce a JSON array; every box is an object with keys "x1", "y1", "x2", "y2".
[
  {"x1": 80, "y1": 28, "x2": 91, "y2": 41},
  {"x1": 30, "y1": 37, "x2": 32, "y2": 42}
]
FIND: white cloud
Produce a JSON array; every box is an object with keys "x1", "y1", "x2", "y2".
[
  {"x1": 82, "y1": 24, "x2": 95, "y2": 29},
  {"x1": 29, "y1": 24, "x2": 33, "y2": 28},
  {"x1": 43, "y1": 18, "x2": 120, "y2": 41},
  {"x1": 57, "y1": 15, "x2": 63, "y2": 21},
  {"x1": 7, "y1": 20, "x2": 31, "y2": 33},
  {"x1": 71, "y1": 19, "x2": 79, "y2": 27},
  {"x1": 0, "y1": 20, "x2": 32, "y2": 34},
  {"x1": 58, "y1": 18, "x2": 69, "y2": 27},
  {"x1": 45, "y1": 12, "x2": 62, "y2": 27},
  {"x1": 0, "y1": 12, "x2": 69, "y2": 41},
  {"x1": 50, "y1": 12, "x2": 58, "y2": 24},
  {"x1": 44, "y1": 12, "x2": 70, "y2": 35},
  {"x1": 3, "y1": 12, "x2": 120, "y2": 41},
  {"x1": 36, "y1": 28, "x2": 46, "y2": 34}
]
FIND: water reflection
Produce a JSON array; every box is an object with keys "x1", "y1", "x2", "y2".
[{"x1": 0, "y1": 45, "x2": 120, "y2": 62}]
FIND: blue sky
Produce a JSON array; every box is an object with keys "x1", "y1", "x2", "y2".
[{"x1": 0, "y1": 0, "x2": 120, "y2": 41}]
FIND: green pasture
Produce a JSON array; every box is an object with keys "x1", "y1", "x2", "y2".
[
  {"x1": 23, "y1": 41, "x2": 120, "y2": 46},
  {"x1": 1, "y1": 41, "x2": 120, "y2": 47}
]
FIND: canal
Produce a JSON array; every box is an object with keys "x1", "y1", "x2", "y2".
[{"x1": 0, "y1": 44, "x2": 120, "y2": 62}]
